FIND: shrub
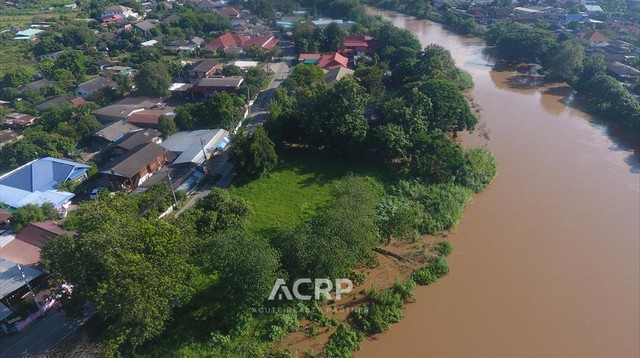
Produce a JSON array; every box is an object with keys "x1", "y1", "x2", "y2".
[
  {"x1": 427, "y1": 256, "x2": 450, "y2": 279},
  {"x1": 434, "y1": 241, "x2": 453, "y2": 257},
  {"x1": 417, "y1": 184, "x2": 473, "y2": 234},
  {"x1": 376, "y1": 195, "x2": 423, "y2": 242},
  {"x1": 392, "y1": 278, "x2": 416, "y2": 302},
  {"x1": 324, "y1": 324, "x2": 363, "y2": 358},
  {"x1": 413, "y1": 266, "x2": 438, "y2": 286},
  {"x1": 352, "y1": 288, "x2": 404, "y2": 334},
  {"x1": 457, "y1": 147, "x2": 497, "y2": 193}
]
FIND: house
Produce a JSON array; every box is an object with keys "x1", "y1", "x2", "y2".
[
  {"x1": 13, "y1": 28, "x2": 44, "y2": 41},
  {"x1": 0, "y1": 157, "x2": 89, "y2": 211},
  {"x1": 126, "y1": 108, "x2": 176, "y2": 128},
  {"x1": 191, "y1": 77, "x2": 244, "y2": 98},
  {"x1": 0, "y1": 258, "x2": 42, "y2": 304},
  {"x1": 202, "y1": 33, "x2": 278, "y2": 55},
  {"x1": 187, "y1": 59, "x2": 223, "y2": 84},
  {"x1": 299, "y1": 52, "x2": 349, "y2": 70},
  {"x1": 100, "y1": 142, "x2": 169, "y2": 191},
  {"x1": 101, "y1": 5, "x2": 139, "y2": 19},
  {"x1": 338, "y1": 34, "x2": 375, "y2": 57},
  {"x1": 582, "y1": 4, "x2": 604, "y2": 13},
  {"x1": 197, "y1": 0, "x2": 226, "y2": 10},
  {"x1": 227, "y1": 60, "x2": 260, "y2": 70},
  {"x1": 115, "y1": 129, "x2": 162, "y2": 152},
  {"x1": 160, "y1": 129, "x2": 230, "y2": 165},
  {"x1": 0, "y1": 222, "x2": 74, "y2": 267},
  {"x1": 140, "y1": 39, "x2": 159, "y2": 47},
  {"x1": 38, "y1": 50, "x2": 65, "y2": 61},
  {"x1": 134, "y1": 19, "x2": 159, "y2": 36},
  {"x1": 579, "y1": 31, "x2": 610, "y2": 47},
  {"x1": 217, "y1": 6, "x2": 240, "y2": 19},
  {"x1": 324, "y1": 67, "x2": 354, "y2": 87},
  {"x1": 89, "y1": 120, "x2": 142, "y2": 148},
  {"x1": 34, "y1": 95, "x2": 86, "y2": 112},
  {"x1": 606, "y1": 61, "x2": 640, "y2": 81},
  {"x1": 562, "y1": 13, "x2": 589, "y2": 25},
  {"x1": 0, "y1": 209, "x2": 12, "y2": 227},
  {"x1": 92, "y1": 97, "x2": 161, "y2": 123},
  {"x1": 75, "y1": 77, "x2": 117, "y2": 99},
  {"x1": 19, "y1": 79, "x2": 54, "y2": 92},
  {"x1": 4, "y1": 113, "x2": 36, "y2": 129}
]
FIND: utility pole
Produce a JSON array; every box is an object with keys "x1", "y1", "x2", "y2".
[
  {"x1": 200, "y1": 138, "x2": 209, "y2": 174},
  {"x1": 17, "y1": 264, "x2": 43, "y2": 314},
  {"x1": 166, "y1": 168, "x2": 179, "y2": 209}
]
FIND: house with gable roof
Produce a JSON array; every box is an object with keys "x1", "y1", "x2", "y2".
[{"x1": 0, "y1": 158, "x2": 90, "y2": 212}]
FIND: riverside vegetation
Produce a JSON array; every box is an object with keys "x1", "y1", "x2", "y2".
[
  {"x1": 363, "y1": 0, "x2": 640, "y2": 142},
  {"x1": 40, "y1": 0, "x2": 496, "y2": 357}
]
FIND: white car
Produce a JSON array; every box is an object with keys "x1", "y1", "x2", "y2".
[{"x1": 89, "y1": 187, "x2": 106, "y2": 200}]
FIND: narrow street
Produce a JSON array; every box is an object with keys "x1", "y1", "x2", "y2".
[{"x1": 0, "y1": 305, "x2": 95, "y2": 358}]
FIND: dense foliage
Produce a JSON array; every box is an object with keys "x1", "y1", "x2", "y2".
[{"x1": 229, "y1": 127, "x2": 279, "y2": 179}]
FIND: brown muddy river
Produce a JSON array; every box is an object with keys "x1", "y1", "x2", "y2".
[{"x1": 359, "y1": 7, "x2": 640, "y2": 358}]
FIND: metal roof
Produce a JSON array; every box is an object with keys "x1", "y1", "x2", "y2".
[
  {"x1": 0, "y1": 258, "x2": 42, "y2": 300},
  {"x1": 0, "y1": 158, "x2": 89, "y2": 209},
  {"x1": 160, "y1": 129, "x2": 229, "y2": 165}
]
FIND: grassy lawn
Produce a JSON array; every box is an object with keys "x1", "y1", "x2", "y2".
[{"x1": 232, "y1": 147, "x2": 389, "y2": 238}]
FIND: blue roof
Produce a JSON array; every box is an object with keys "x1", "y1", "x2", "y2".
[{"x1": 0, "y1": 157, "x2": 89, "y2": 209}]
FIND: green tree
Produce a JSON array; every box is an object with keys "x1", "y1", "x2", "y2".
[
  {"x1": 12, "y1": 204, "x2": 46, "y2": 232},
  {"x1": 135, "y1": 61, "x2": 171, "y2": 97},
  {"x1": 4, "y1": 67, "x2": 35, "y2": 87},
  {"x1": 229, "y1": 127, "x2": 278, "y2": 179},
  {"x1": 158, "y1": 115, "x2": 178, "y2": 137},
  {"x1": 54, "y1": 51, "x2": 89, "y2": 82},
  {"x1": 205, "y1": 230, "x2": 280, "y2": 316},
  {"x1": 546, "y1": 40, "x2": 585, "y2": 82},
  {"x1": 408, "y1": 79, "x2": 477, "y2": 133},
  {"x1": 276, "y1": 176, "x2": 382, "y2": 280},
  {"x1": 41, "y1": 195, "x2": 194, "y2": 354}
]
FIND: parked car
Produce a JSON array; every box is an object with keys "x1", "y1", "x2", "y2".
[{"x1": 89, "y1": 187, "x2": 107, "y2": 200}]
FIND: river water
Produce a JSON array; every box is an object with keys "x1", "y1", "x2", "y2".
[{"x1": 359, "y1": 8, "x2": 640, "y2": 358}]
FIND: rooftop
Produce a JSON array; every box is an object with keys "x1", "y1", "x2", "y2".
[
  {"x1": 101, "y1": 143, "x2": 167, "y2": 178},
  {"x1": 0, "y1": 157, "x2": 89, "y2": 209},
  {"x1": 0, "y1": 258, "x2": 42, "y2": 300},
  {"x1": 91, "y1": 120, "x2": 141, "y2": 142},
  {"x1": 160, "y1": 129, "x2": 229, "y2": 165}
]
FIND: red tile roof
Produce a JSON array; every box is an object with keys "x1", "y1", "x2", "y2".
[
  {"x1": 204, "y1": 33, "x2": 248, "y2": 52},
  {"x1": 127, "y1": 109, "x2": 174, "y2": 127},
  {"x1": 581, "y1": 31, "x2": 610, "y2": 42},
  {"x1": 70, "y1": 97, "x2": 87, "y2": 107},
  {"x1": 204, "y1": 33, "x2": 278, "y2": 52},
  {"x1": 16, "y1": 221, "x2": 74, "y2": 249},
  {"x1": 243, "y1": 36, "x2": 278, "y2": 50},
  {"x1": 218, "y1": 6, "x2": 240, "y2": 18},
  {"x1": 0, "y1": 239, "x2": 41, "y2": 267},
  {"x1": 299, "y1": 53, "x2": 322, "y2": 61},
  {"x1": 0, "y1": 209, "x2": 11, "y2": 223},
  {"x1": 317, "y1": 52, "x2": 348, "y2": 70}
]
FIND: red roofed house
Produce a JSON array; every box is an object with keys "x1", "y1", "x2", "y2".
[
  {"x1": 579, "y1": 31, "x2": 610, "y2": 47},
  {"x1": 127, "y1": 108, "x2": 176, "y2": 128},
  {"x1": 338, "y1": 34, "x2": 375, "y2": 57},
  {"x1": 202, "y1": 33, "x2": 278, "y2": 56},
  {"x1": 299, "y1": 52, "x2": 349, "y2": 70},
  {"x1": 218, "y1": 6, "x2": 240, "y2": 19},
  {"x1": 0, "y1": 221, "x2": 74, "y2": 267}
]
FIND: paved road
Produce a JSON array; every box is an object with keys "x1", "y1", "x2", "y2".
[
  {"x1": 245, "y1": 42, "x2": 294, "y2": 134},
  {"x1": 0, "y1": 305, "x2": 94, "y2": 358}
]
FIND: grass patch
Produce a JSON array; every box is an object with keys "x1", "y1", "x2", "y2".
[{"x1": 232, "y1": 147, "x2": 388, "y2": 238}]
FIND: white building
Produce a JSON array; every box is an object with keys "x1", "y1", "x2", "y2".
[{"x1": 101, "y1": 5, "x2": 139, "y2": 19}]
